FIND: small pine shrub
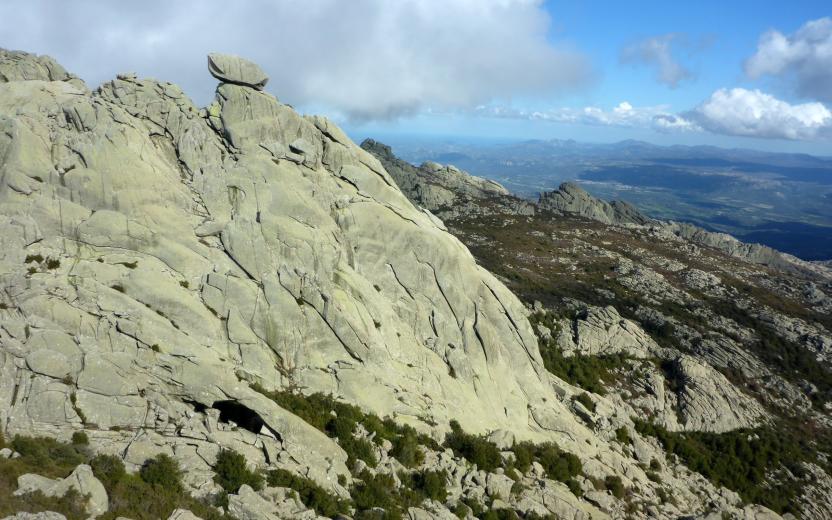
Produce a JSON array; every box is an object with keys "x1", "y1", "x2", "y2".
[
  {"x1": 213, "y1": 449, "x2": 263, "y2": 493},
  {"x1": 139, "y1": 454, "x2": 183, "y2": 493},
  {"x1": 614, "y1": 427, "x2": 631, "y2": 445},
  {"x1": 604, "y1": 475, "x2": 625, "y2": 499},
  {"x1": 90, "y1": 454, "x2": 127, "y2": 489},
  {"x1": 71, "y1": 431, "x2": 89, "y2": 446},
  {"x1": 266, "y1": 468, "x2": 349, "y2": 517},
  {"x1": 444, "y1": 420, "x2": 502, "y2": 472},
  {"x1": 573, "y1": 393, "x2": 596, "y2": 413}
]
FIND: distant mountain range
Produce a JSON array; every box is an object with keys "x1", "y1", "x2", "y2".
[{"x1": 381, "y1": 137, "x2": 832, "y2": 260}]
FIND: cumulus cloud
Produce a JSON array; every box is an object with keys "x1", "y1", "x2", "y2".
[
  {"x1": 478, "y1": 89, "x2": 832, "y2": 141},
  {"x1": 745, "y1": 17, "x2": 832, "y2": 102},
  {"x1": 684, "y1": 88, "x2": 832, "y2": 140},
  {"x1": 0, "y1": 0, "x2": 592, "y2": 120},
  {"x1": 620, "y1": 34, "x2": 693, "y2": 88},
  {"x1": 475, "y1": 101, "x2": 694, "y2": 131}
]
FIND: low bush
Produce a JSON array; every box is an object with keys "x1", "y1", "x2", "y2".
[
  {"x1": 512, "y1": 441, "x2": 581, "y2": 483},
  {"x1": 530, "y1": 312, "x2": 629, "y2": 395},
  {"x1": 604, "y1": 475, "x2": 625, "y2": 499},
  {"x1": 266, "y1": 468, "x2": 349, "y2": 518},
  {"x1": 253, "y1": 385, "x2": 437, "y2": 470},
  {"x1": 573, "y1": 393, "x2": 596, "y2": 413},
  {"x1": 11, "y1": 435, "x2": 86, "y2": 478},
  {"x1": 213, "y1": 449, "x2": 263, "y2": 493},
  {"x1": 71, "y1": 432, "x2": 89, "y2": 446},
  {"x1": 444, "y1": 420, "x2": 502, "y2": 472},
  {"x1": 634, "y1": 419, "x2": 807, "y2": 515},
  {"x1": 614, "y1": 427, "x2": 631, "y2": 445},
  {"x1": 139, "y1": 454, "x2": 183, "y2": 493}
]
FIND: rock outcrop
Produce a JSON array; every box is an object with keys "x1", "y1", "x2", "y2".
[
  {"x1": 538, "y1": 182, "x2": 653, "y2": 226},
  {"x1": 0, "y1": 48, "x2": 584, "y2": 497},
  {"x1": 14, "y1": 465, "x2": 108, "y2": 517},
  {"x1": 361, "y1": 138, "x2": 534, "y2": 219}
]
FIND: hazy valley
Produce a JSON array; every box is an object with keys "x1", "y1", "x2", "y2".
[{"x1": 384, "y1": 138, "x2": 832, "y2": 260}]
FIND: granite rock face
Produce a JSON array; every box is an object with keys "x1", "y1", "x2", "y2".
[
  {"x1": 14, "y1": 464, "x2": 108, "y2": 517},
  {"x1": 361, "y1": 138, "x2": 534, "y2": 219},
  {"x1": 538, "y1": 183, "x2": 653, "y2": 226},
  {"x1": 0, "y1": 48, "x2": 572, "y2": 494}
]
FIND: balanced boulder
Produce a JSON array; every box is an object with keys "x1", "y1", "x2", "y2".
[{"x1": 207, "y1": 52, "x2": 268, "y2": 89}]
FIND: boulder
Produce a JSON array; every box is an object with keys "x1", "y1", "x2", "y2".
[
  {"x1": 14, "y1": 465, "x2": 108, "y2": 518},
  {"x1": 207, "y1": 53, "x2": 268, "y2": 89}
]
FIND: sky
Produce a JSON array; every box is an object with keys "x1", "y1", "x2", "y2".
[{"x1": 0, "y1": 0, "x2": 830, "y2": 154}]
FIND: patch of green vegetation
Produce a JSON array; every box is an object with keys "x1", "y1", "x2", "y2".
[
  {"x1": 634, "y1": 419, "x2": 813, "y2": 515},
  {"x1": 45, "y1": 258, "x2": 61, "y2": 270},
  {"x1": 139, "y1": 454, "x2": 183, "y2": 493},
  {"x1": 706, "y1": 296, "x2": 832, "y2": 407},
  {"x1": 252, "y1": 385, "x2": 438, "y2": 469},
  {"x1": 71, "y1": 431, "x2": 89, "y2": 446},
  {"x1": 572, "y1": 392, "x2": 596, "y2": 413},
  {"x1": 97, "y1": 453, "x2": 230, "y2": 520},
  {"x1": 614, "y1": 427, "x2": 631, "y2": 445},
  {"x1": 213, "y1": 449, "x2": 263, "y2": 493},
  {"x1": 512, "y1": 441, "x2": 581, "y2": 484},
  {"x1": 24, "y1": 254, "x2": 44, "y2": 264},
  {"x1": 179, "y1": 280, "x2": 189, "y2": 289},
  {"x1": 604, "y1": 475, "x2": 625, "y2": 499},
  {"x1": 1, "y1": 436, "x2": 226, "y2": 520},
  {"x1": 266, "y1": 468, "x2": 350, "y2": 517},
  {"x1": 529, "y1": 312, "x2": 629, "y2": 395},
  {"x1": 444, "y1": 420, "x2": 502, "y2": 472}
]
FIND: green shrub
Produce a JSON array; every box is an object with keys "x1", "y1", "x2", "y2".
[
  {"x1": 511, "y1": 441, "x2": 581, "y2": 482},
  {"x1": 139, "y1": 454, "x2": 182, "y2": 493},
  {"x1": 71, "y1": 432, "x2": 89, "y2": 446},
  {"x1": 604, "y1": 475, "x2": 625, "y2": 498},
  {"x1": 213, "y1": 449, "x2": 263, "y2": 493},
  {"x1": 530, "y1": 312, "x2": 629, "y2": 395},
  {"x1": 634, "y1": 419, "x2": 810, "y2": 515},
  {"x1": 573, "y1": 393, "x2": 596, "y2": 413},
  {"x1": 90, "y1": 454, "x2": 127, "y2": 489},
  {"x1": 351, "y1": 470, "x2": 402, "y2": 518},
  {"x1": 444, "y1": 420, "x2": 502, "y2": 472},
  {"x1": 400, "y1": 469, "x2": 448, "y2": 502},
  {"x1": 566, "y1": 478, "x2": 583, "y2": 497},
  {"x1": 253, "y1": 386, "x2": 437, "y2": 470},
  {"x1": 45, "y1": 258, "x2": 61, "y2": 269},
  {"x1": 614, "y1": 427, "x2": 631, "y2": 445},
  {"x1": 266, "y1": 468, "x2": 349, "y2": 517},
  {"x1": 11, "y1": 435, "x2": 85, "y2": 477}
]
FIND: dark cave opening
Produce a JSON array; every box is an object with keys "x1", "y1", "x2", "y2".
[{"x1": 212, "y1": 400, "x2": 266, "y2": 434}]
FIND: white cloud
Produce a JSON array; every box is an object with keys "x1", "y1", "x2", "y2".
[
  {"x1": 745, "y1": 17, "x2": 832, "y2": 102},
  {"x1": 620, "y1": 34, "x2": 693, "y2": 88},
  {"x1": 476, "y1": 101, "x2": 693, "y2": 131},
  {"x1": 686, "y1": 88, "x2": 832, "y2": 140},
  {"x1": 477, "y1": 89, "x2": 832, "y2": 141},
  {"x1": 0, "y1": 0, "x2": 592, "y2": 120}
]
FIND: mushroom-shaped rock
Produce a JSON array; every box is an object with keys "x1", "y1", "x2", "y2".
[{"x1": 207, "y1": 53, "x2": 268, "y2": 90}]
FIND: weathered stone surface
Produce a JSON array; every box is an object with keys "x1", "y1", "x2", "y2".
[
  {"x1": 207, "y1": 53, "x2": 268, "y2": 89},
  {"x1": 673, "y1": 355, "x2": 768, "y2": 433},
  {"x1": 14, "y1": 465, "x2": 108, "y2": 518},
  {"x1": 538, "y1": 183, "x2": 652, "y2": 226},
  {"x1": 1, "y1": 513, "x2": 67, "y2": 520},
  {"x1": 361, "y1": 139, "x2": 534, "y2": 219},
  {"x1": 167, "y1": 510, "x2": 203, "y2": 520},
  {"x1": 556, "y1": 305, "x2": 659, "y2": 358}
]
